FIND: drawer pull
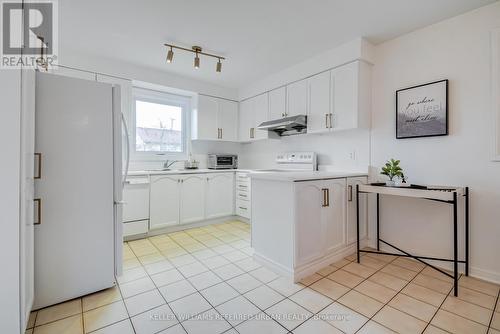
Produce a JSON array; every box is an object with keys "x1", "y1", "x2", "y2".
[
  {"x1": 348, "y1": 185, "x2": 353, "y2": 202},
  {"x1": 34, "y1": 198, "x2": 42, "y2": 225},
  {"x1": 34, "y1": 153, "x2": 42, "y2": 179},
  {"x1": 238, "y1": 207, "x2": 247, "y2": 210}
]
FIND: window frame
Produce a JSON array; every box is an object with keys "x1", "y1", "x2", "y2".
[{"x1": 131, "y1": 87, "x2": 191, "y2": 161}]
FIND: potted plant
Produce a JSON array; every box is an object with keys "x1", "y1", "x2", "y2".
[{"x1": 381, "y1": 159, "x2": 404, "y2": 186}]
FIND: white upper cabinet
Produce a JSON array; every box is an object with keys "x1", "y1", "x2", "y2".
[
  {"x1": 330, "y1": 61, "x2": 371, "y2": 131},
  {"x1": 218, "y1": 99, "x2": 238, "y2": 141},
  {"x1": 193, "y1": 95, "x2": 238, "y2": 142},
  {"x1": 286, "y1": 79, "x2": 308, "y2": 117},
  {"x1": 253, "y1": 93, "x2": 269, "y2": 140},
  {"x1": 206, "y1": 173, "x2": 234, "y2": 219},
  {"x1": 238, "y1": 93, "x2": 269, "y2": 142},
  {"x1": 239, "y1": 98, "x2": 253, "y2": 142},
  {"x1": 196, "y1": 95, "x2": 219, "y2": 140},
  {"x1": 268, "y1": 86, "x2": 287, "y2": 120},
  {"x1": 307, "y1": 71, "x2": 331, "y2": 134}
]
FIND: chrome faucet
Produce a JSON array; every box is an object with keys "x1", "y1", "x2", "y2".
[{"x1": 163, "y1": 160, "x2": 178, "y2": 170}]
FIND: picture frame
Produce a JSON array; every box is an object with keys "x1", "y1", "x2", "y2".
[{"x1": 396, "y1": 79, "x2": 448, "y2": 139}]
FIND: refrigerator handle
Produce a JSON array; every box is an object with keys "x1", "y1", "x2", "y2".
[{"x1": 121, "y1": 113, "x2": 130, "y2": 187}]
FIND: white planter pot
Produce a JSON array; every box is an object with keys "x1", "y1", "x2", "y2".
[{"x1": 385, "y1": 180, "x2": 395, "y2": 187}]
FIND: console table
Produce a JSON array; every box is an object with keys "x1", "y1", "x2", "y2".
[{"x1": 356, "y1": 184, "x2": 469, "y2": 296}]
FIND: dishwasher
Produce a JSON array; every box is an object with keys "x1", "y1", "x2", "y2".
[{"x1": 123, "y1": 176, "x2": 150, "y2": 238}]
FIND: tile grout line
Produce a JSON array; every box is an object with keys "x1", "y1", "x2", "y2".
[{"x1": 487, "y1": 288, "x2": 500, "y2": 332}]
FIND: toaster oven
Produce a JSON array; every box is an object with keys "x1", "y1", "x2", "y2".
[{"x1": 207, "y1": 154, "x2": 238, "y2": 169}]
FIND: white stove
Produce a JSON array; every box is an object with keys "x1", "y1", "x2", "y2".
[{"x1": 255, "y1": 152, "x2": 317, "y2": 172}]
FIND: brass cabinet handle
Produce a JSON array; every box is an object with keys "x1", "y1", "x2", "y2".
[
  {"x1": 220, "y1": 128, "x2": 223, "y2": 139},
  {"x1": 34, "y1": 198, "x2": 42, "y2": 225},
  {"x1": 325, "y1": 114, "x2": 329, "y2": 129},
  {"x1": 321, "y1": 188, "x2": 330, "y2": 207},
  {"x1": 34, "y1": 153, "x2": 42, "y2": 179},
  {"x1": 329, "y1": 113, "x2": 333, "y2": 128},
  {"x1": 238, "y1": 206, "x2": 247, "y2": 210},
  {"x1": 348, "y1": 185, "x2": 353, "y2": 202}
]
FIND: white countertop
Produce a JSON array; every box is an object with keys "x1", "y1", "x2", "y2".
[
  {"x1": 127, "y1": 168, "x2": 241, "y2": 176},
  {"x1": 249, "y1": 170, "x2": 368, "y2": 182}
]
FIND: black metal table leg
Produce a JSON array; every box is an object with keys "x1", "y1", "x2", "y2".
[
  {"x1": 356, "y1": 184, "x2": 360, "y2": 263},
  {"x1": 376, "y1": 193, "x2": 380, "y2": 251},
  {"x1": 465, "y1": 187, "x2": 469, "y2": 276},
  {"x1": 453, "y1": 192, "x2": 458, "y2": 296}
]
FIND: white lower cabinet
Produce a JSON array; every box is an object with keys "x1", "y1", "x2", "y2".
[
  {"x1": 251, "y1": 175, "x2": 367, "y2": 282},
  {"x1": 206, "y1": 173, "x2": 235, "y2": 219},
  {"x1": 294, "y1": 179, "x2": 346, "y2": 267},
  {"x1": 150, "y1": 175, "x2": 181, "y2": 229},
  {"x1": 180, "y1": 175, "x2": 206, "y2": 224},
  {"x1": 346, "y1": 177, "x2": 368, "y2": 244},
  {"x1": 235, "y1": 172, "x2": 251, "y2": 219},
  {"x1": 123, "y1": 176, "x2": 150, "y2": 237},
  {"x1": 149, "y1": 172, "x2": 236, "y2": 232}
]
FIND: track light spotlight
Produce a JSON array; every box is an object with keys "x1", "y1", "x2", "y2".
[
  {"x1": 166, "y1": 46, "x2": 174, "y2": 63},
  {"x1": 194, "y1": 53, "x2": 200, "y2": 69},
  {"x1": 216, "y1": 58, "x2": 222, "y2": 72}
]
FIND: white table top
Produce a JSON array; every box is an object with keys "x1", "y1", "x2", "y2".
[{"x1": 358, "y1": 184, "x2": 467, "y2": 201}]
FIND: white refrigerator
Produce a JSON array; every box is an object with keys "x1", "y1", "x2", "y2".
[{"x1": 33, "y1": 72, "x2": 124, "y2": 309}]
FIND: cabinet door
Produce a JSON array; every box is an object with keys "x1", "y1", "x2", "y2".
[
  {"x1": 294, "y1": 181, "x2": 325, "y2": 267},
  {"x1": 331, "y1": 62, "x2": 358, "y2": 130},
  {"x1": 196, "y1": 95, "x2": 219, "y2": 140},
  {"x1": 180, "y1": 175, "x2": 206, "y2": 224},
  {"x1": 218, "y1": 99, "x2": 238, "y2": 141},
  {"x1": 253, "y1": 93, "x2": 269, "y2": 140},
  {"x1": 323, "y1": 179, "x2": 346, "y2": 254},
  {"x1": 206, "y1": 173, "x2": 234, "y2": 219},
  {"x1": 269, "y1": 87, "x2": 286, "y2": 120},
  {"x1": 308, "y1": 71, "x2": 331, "y2": 134},
  {"x1": 150, "y1": 176, "x2": 180, "y2": 229},
  {"x1": 238, "y1": 99, "x2": 253, "y2": 142},
  {"x1": 346, "y1": 177, "x2": 368, "y2": 244},
  {"x1": 286, "y1": 79, "x2": 308, "y2": 117}
]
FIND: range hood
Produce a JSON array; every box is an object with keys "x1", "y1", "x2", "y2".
[{"x1": 257, "y1": 115, "x2": 307, "y2": 136}]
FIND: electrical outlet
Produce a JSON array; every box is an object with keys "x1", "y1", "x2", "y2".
[{"x1": 349, "y1": 150, "x2": 356, "y2": 160}]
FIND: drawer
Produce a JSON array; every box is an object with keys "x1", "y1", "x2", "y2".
[
  {"x1": 237, "y1": 191, "x2": 250, "y2": 201},
  {"x1": 236, "y1": 182, "x2": 250, "y2": 192},
  {"x1": 123, "y1": 220, "x2": 149, "y2": 237},
  {"x1": 236, "y1": 173, "x2": 250, "y2": 181},
  {"x1": 236, "y1": 201, "x2": 250, "y2": 218}
]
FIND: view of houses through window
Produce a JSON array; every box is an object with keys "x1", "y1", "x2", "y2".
[{"x1": 135, "y1": 99, "x2": 183, "y2": 153}]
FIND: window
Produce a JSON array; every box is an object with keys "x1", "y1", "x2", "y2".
[{"x1": 132, "y1": 87, "x2": 190, "y2": 160}]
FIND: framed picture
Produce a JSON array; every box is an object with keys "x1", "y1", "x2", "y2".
[{"x1": 396, "y1": 79, "x2": 448, "y2": 139}]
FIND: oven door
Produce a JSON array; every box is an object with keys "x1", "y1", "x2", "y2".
[{"x1": 216, "y1": 156, "x2": 235, "y2": 168}]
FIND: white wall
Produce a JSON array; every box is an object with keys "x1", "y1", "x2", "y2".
[
  {"x1": 370, "y1": 2, "x2": 500, "y2": 282},
  {"x1": 0, "y1": 70, "x2": 22, "y2": 333}
]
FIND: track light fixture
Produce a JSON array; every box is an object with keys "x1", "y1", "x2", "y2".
[
  {"x1": 164, "y1": 43, "x2": 225, "y2": 73},
  {"x1": 166, "y1": 46, "x2": 174, "y2": 63},
  {"x1": 193, "y1": 46, "x2": 201, "y2": 69},
  {"x1": 216, "y1": 58, "x2": 222, "y2": 72}
]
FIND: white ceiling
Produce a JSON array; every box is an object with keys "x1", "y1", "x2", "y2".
[{"x1": 59, "y1": 0, "x2": 496, "y2": 89}]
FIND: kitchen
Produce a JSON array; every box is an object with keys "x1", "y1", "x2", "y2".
[{"x1": 2, "y1": 1, "x2": 500, "y2": 334}]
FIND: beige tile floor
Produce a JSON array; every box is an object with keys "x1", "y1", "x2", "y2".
[{"x1": 27, "y1": 220, "x2": 500, "y2": 334}]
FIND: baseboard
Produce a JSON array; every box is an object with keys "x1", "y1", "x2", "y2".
[
  {"x1": 253, "y1": 239, "x2": 369, "y2": 283},
  {"x1": 469, "y1": 266, "x2": 500, "y2": 285},
  {"x1": 124, "y1": 215, "x2": 246, "y2": 241},
  {"x1": 253, "y1": 252, "x2": 294, "y2": 279}
]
